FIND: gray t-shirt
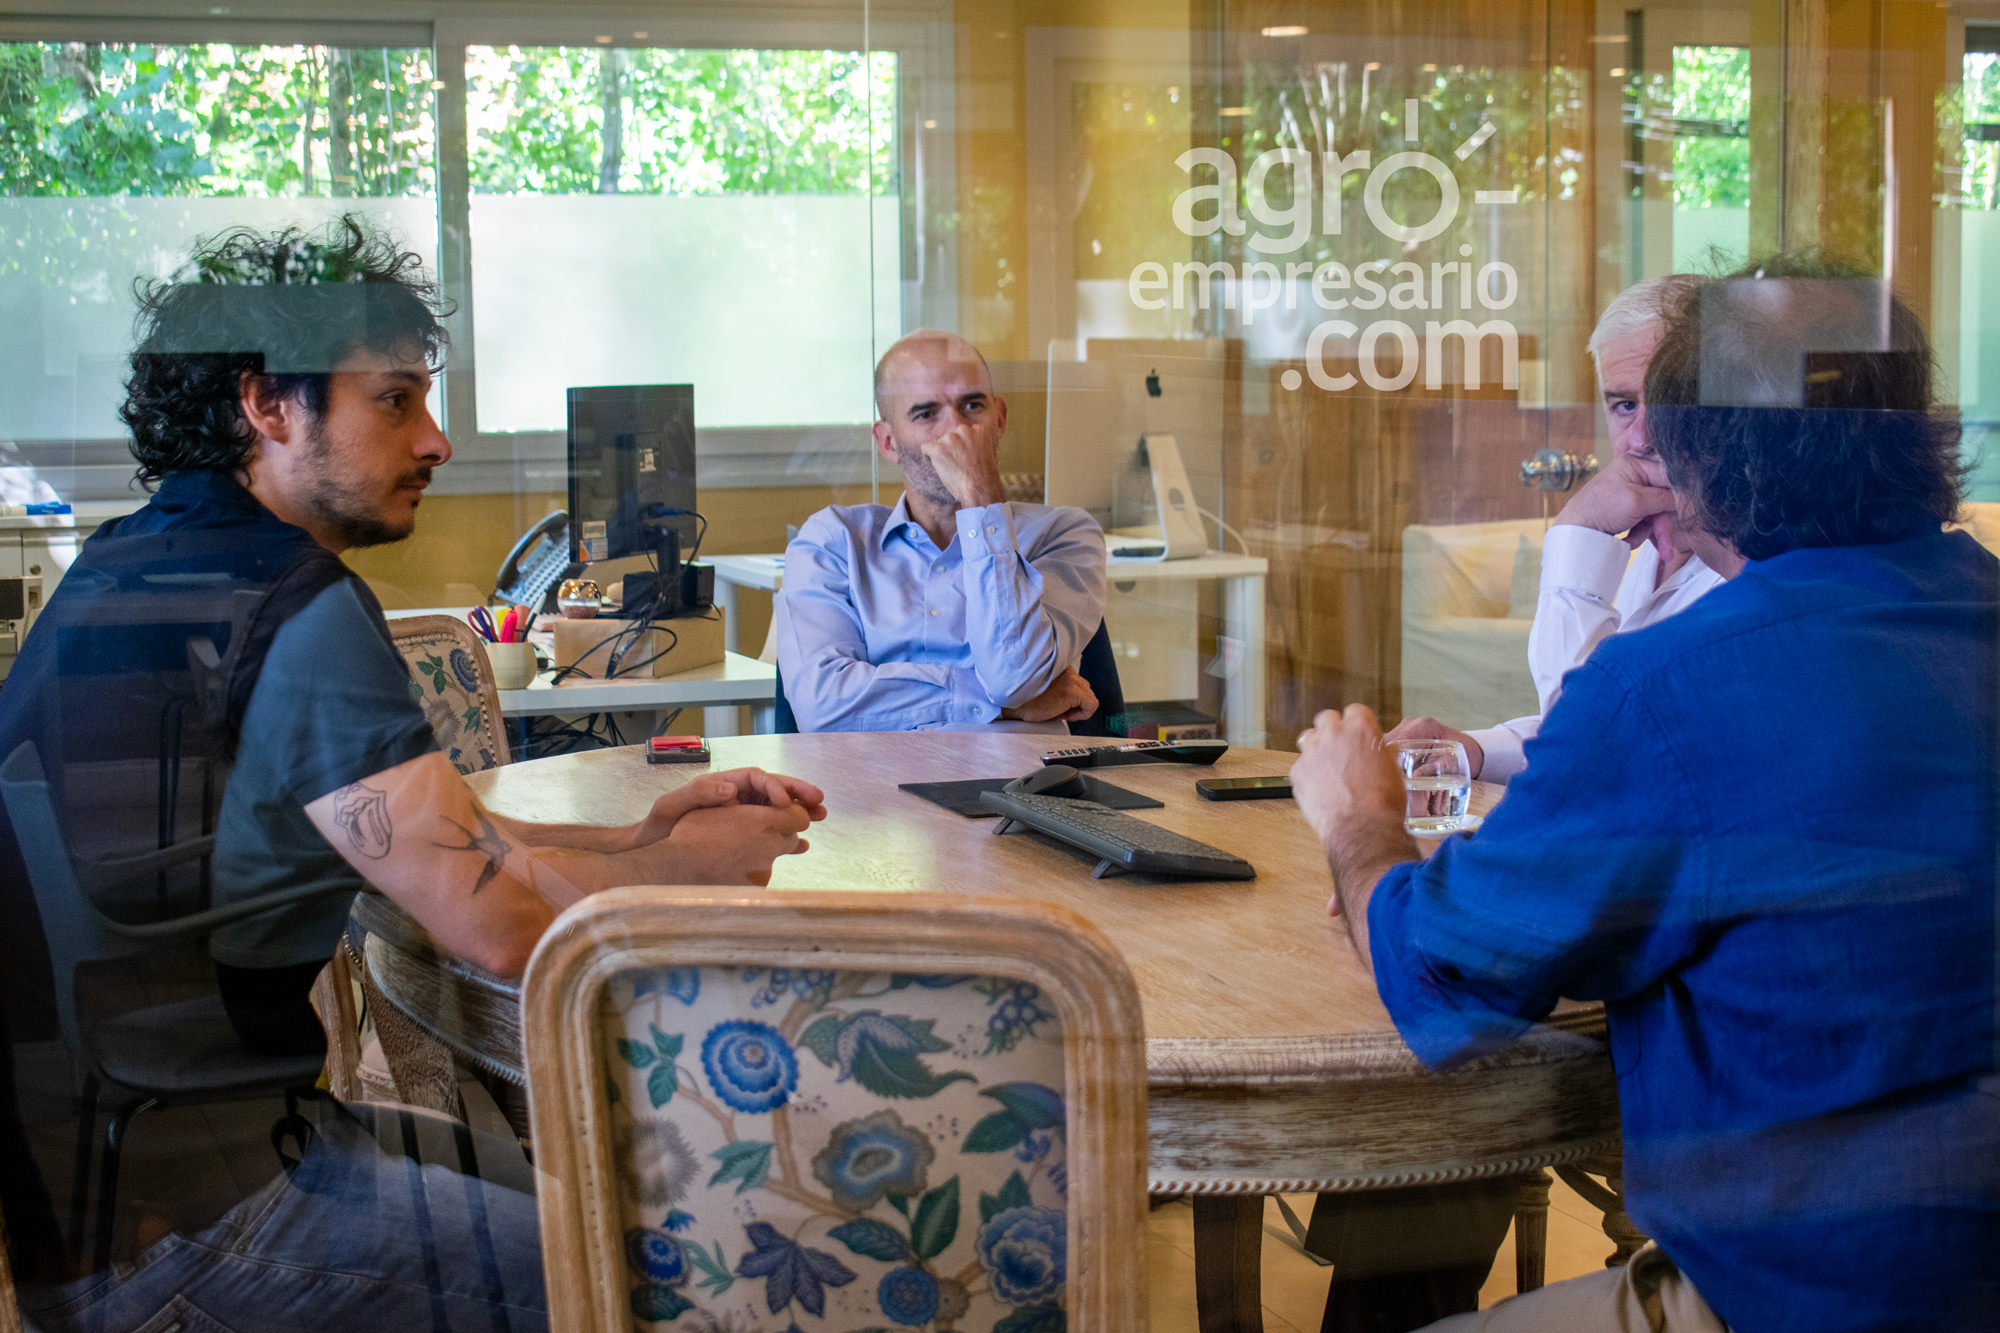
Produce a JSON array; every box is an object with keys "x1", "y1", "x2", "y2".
[{"x1": 210, "y1": 579, "x2": 437, "y2": 969}]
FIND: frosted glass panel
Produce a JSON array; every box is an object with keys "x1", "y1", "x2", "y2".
[
  {"x1": 0, "y1": 197, "x2": 438, "y2": 442},
  {"x1": 468, "y1": 194, "x2": 901, "y2": 431}
]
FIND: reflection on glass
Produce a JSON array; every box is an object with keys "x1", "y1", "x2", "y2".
[
  {"x1": 1961, "y1": 41, "x2": 2000, "y2": 499},
  {"x1": 0, "y1": 41, "x2": 436, "y2": 451},
  {"x1": 1668, "y1": 45, "x2": 1749, "y2": 270}
]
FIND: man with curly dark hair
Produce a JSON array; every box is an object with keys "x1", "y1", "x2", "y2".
[
  {"x1": 0, "y1": 217, "x2": 826, "y2": 1328},
  {"x1": 1292, "y1": 255, "x2": 1997, "y2": 1333}
]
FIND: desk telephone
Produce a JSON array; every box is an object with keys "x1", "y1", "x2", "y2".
[{"x1": 495, "y1": 511, "x2": 580, "y2": 611}]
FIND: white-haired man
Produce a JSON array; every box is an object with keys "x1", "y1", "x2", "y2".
[
  {"x1": 1388, "y1": 275, "x2": 1727, "y2": 779},
  {"x1": 778, "y1": 330, "x2": 1109, "y2": 732}
]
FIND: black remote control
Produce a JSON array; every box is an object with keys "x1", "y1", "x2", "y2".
[{"x1": 1040, "y1": 739, "x2": 1228, "y2": 769}]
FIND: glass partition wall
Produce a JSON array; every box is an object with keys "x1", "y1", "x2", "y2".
[
  {"x1": 2, "y1": 0, "x2": 1975, "y2": 739},
  {"x1": 0, "y1": 0, "x2": 1985, "y2": 1314}
]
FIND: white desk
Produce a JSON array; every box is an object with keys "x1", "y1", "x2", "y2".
[
  {"x1": 385, "y1": 609, "x2": 777, "y2": 735},
  {"x1": 709, "y1": 549, "x2": 1269, "y2": 746},
  {"x1": 496, "y1": 652, "x2": 777, "y2": 735},
  {"x1": 1103, "y1": 551, "x2": 1268, "y2": 747},
  {"x1": 705, "y1": 554, "x2": 786, "y2": 657}
]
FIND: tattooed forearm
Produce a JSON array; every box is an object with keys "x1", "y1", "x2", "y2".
[
  {"x1": 332, "y1": 782, "x2": 393, "y2": 858},
  {"x1": 434, "y1": 806, "x2": 515, "y2": 894}
]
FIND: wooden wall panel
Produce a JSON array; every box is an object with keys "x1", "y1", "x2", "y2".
[{"x1": 1208, "y1": 0, "x2": 1603, "y2": 741}]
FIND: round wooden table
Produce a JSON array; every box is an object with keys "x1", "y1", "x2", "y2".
[{"x1": 361, "y1": 732, "x2": 1621, "y2": 1332}]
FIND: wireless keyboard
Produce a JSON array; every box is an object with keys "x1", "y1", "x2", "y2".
[
  {"x1": 1041, "y1": 739, "x2": 1228, "y2": 769},
  {"x1": 979, "y1": 791, "x2": 1255, "y2": 880}
]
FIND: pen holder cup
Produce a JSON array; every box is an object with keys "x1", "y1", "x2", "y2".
[{"x1": 484, "y1": 640, "x2": 538, "y2": 691}]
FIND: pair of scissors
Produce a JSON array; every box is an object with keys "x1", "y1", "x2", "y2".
[{"x1": 468, "y1": 606, "x2": 498, "y2": 642}]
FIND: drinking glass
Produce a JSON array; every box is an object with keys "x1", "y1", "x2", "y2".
[{"x1": 1387, "y1": 738, "x2": 1473, "y2": 835}]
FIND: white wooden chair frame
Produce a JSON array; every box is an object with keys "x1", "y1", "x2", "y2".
[{"x1": 522, "y1": 888, "x2": 1150, "y2": 1333}]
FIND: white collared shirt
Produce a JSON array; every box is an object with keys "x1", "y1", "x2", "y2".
[{"x1": 1467, "y1": 524, "x2": 1725, "y2": 781}]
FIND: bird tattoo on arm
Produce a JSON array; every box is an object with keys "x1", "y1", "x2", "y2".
[{"x1": 435, "y1": 806, "x2": 514, "y2": 894}]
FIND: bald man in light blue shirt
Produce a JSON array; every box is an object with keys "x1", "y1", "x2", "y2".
[{"x1": 778, "y1": 331, "x2": 1108, "y2": 733}]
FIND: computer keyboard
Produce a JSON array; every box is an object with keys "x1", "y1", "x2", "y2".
[{"x1": 978, "y1": 791, "x2": 1255, "y2": 881}]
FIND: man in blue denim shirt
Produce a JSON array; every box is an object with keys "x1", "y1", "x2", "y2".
[
  {"x1": 1293, "y1": 259, "x2": 1998, "y2": 1333},
  {"x1": 778, "y1": 331, "x2": 1108, "y2": 733}
]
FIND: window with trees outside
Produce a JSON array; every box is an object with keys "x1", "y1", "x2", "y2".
[
  {"x1": 1961, "y1": 32, "x2": 2000, "y2": 500},
  {"x1": 463, "y1": 45, "x2": 900, "y2": 451},
  {"x1": 0, "y1": 40, "x2": 437, "y2": 500},
  {"x1": 0, "y1": 37, "x2": 904, "y2": 503}
]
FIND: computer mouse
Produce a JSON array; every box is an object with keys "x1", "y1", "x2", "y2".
[{"x1": 1004, "y1": 764, "x2": 1090, "y2": 800}]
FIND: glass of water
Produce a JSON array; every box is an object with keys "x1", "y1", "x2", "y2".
[{"x1": 1388, "y1": 739, "x2": 1473, "y2": 835}]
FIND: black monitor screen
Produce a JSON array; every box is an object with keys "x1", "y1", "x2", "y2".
[{"x1": 566, "y1": 384, "x2": 697, "y2": 562}]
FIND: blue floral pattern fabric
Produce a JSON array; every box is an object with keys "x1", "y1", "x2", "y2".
[
  {"x1": 601, "y1": 967, "x2": 1069, "y2": 1332},
  {"x1": 392, "y1": 624, "x2": 504, "y2": 774}
]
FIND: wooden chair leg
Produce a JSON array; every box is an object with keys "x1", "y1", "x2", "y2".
[
  {"x1": 0, "y1": 1201, "x2": 20, "y2": 1333},
  {"x1": 1557, "y1": 1151, "x2": 1649, "y2": 1268},
  {"x1": 355, "y1": 948, "x2": 465, "y2": 1121},
  {"x1": 1512, "y1": 1170, "x2": 1551, "y2": 1293},
  {"x1": 309, "y1": 951, "x2": 364, "y2": 1103},
  {"x1": 1192, "y1": 1194, "x2": 1266, "y2": 1333}
]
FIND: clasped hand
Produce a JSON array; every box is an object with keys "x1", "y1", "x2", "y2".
[
  {"x1": 629, "y1": 767, "x2": 827, "y2": 886},
  {"x1": 1001, "y1": 666, "x2": 1099, "y2": 723}
]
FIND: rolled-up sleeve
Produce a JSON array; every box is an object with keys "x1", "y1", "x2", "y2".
[
  {"x1": 954, "y1": 502, "x2": 1106, "y2": 707},
  {"x1": 1369, "y1": 654, "x2": 1709, "y2": 1069},
  {"x1": 1529, "y1": 525, "x2": 1635, "y2": 713}
]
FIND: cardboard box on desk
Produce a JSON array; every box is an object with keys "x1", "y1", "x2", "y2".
[{"x1": 550, "y1": 608, "x2": 725, "y2": 679}]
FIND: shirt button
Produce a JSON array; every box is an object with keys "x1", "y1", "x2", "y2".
[
  {"x1": 971, "y1": 706, "x2": 983, "y2": 717},
  {"x1": 986, "y1": 525, "x2": 997, "y2": 535},
  {"x1": 930, "y1": 608, "x2": 940, "y2": 616},
  {"x1": 935, "y1": 563, "x2": 944, "y2": 572}
]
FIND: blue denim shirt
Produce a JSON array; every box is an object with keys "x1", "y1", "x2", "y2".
[
  {"x1": 776, "y1": 497, "x2": 1106, "y2": 732},
  {"x1": 1369, "y1": 529, "x2": 2000, "y2": 1333}
]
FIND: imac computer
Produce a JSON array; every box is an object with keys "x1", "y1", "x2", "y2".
[
  {"x1": 1043, "y1": 339, "x2": 1226, "y2": 549},
  {"x1": 566, "y1": 383, "x2": 698, "y2": 564},
  {"x1": 1044, "y1": 339, "x2": 1229, "y2": 705}
]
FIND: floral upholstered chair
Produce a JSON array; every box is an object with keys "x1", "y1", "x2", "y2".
[
  {"x1": 316, "y1": 616, "x2": 510, "y2": 1115},
  {"x1": 522, "y1": 890, "x2": 1149, "y2": 1333},
  {"x1": 386, "y1": 614, "x2": 510, "y2": 774}
]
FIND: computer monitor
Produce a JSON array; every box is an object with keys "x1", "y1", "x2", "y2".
[
  {"x1": 1043, "y1": 339, "x2": 1226, "y2": 535},
  {"x1": 566, "y1": 384, "x2": 697, "y2": 562}
]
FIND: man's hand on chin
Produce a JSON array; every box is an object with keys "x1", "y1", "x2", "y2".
[
  {"x1": 1289, "y1": 704, "x2": 1422, "y2": 969},
  {"x1": 1554, "y1": 452, "x2": 1675, "y2": 541},
  {"x1": 920, "y1": 423, "x2": 1006, "y2": 509}
]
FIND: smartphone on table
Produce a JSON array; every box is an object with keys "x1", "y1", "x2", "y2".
[{"x1": 1195, "y1": 776, "x2": 1293, "y2": 801}]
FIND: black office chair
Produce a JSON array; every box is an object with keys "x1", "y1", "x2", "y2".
[
  {"x1": 774, "y1": 622, "x2": 1122, "y2": 736},
  {"x1": 773, "y1": 662, "x2": 799, "y2": 734},
  {"x1": 1071, "y1": 620, "x2": 1126, "y2": 737},
  {"x1": 0, "y1": 742, "x2": 356, "y2": 1267}
]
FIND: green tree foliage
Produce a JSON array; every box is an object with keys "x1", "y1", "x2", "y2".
[
  {"x1": 466, "y1": 46, "x2": 897, "y2": 195},
  {"x1": 2, "y1": 41, "x2": 896, "y2": 200},
  {"x1": 1670, "y1": 45, "x2": 1750, "y2": 210},
  {"x1": 0, "y1": 41, "x2": 434, "y2": 198},
  {"x1": 1965, "y1": 52, "x2": 2000, "y2": 210}
]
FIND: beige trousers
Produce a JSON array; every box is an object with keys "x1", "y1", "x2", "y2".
[{"x1": 1424, "y1": 1244, "x2": 1730, "y2": 1333}]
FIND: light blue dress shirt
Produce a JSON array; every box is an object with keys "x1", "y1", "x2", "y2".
[{"x1": 777, "y1": 496, "x2": 1107, "y2": 732}]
